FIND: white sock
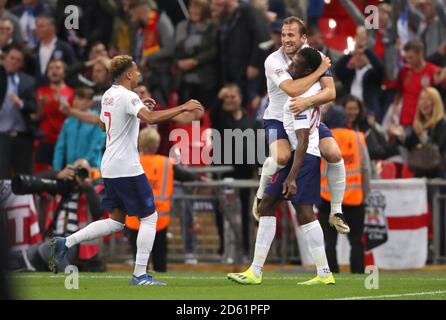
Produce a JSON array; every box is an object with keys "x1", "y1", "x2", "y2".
[
  {"x1": 133, "y1": 212, "x2": 158, "y2": 277},
  {"x1": 65, "y1": 218, "x2": 124, "y2": 248},
  {"x1": 251, "y1": 216, "x2": 276, "y2": 277},
  {"x1": 256, "y1": 157, "x2": 285, "y2": 199},
  {"x1": 301, "y1": 220, "x2": 331, "y2": 278},
  {"x1": 327, "y1": 159, "x2": 346, "y2": 214}
]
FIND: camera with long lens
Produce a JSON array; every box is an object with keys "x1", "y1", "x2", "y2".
[
  {"x1": 74, "y1": 167, "x2": 89, "y2": 180},
  {"x1": 11, "y1": 175, "x2": 73, "y2": 195}
]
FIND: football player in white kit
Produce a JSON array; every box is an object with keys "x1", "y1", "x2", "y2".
[
  {"x1": 253, "y1": 17, "x2": 350, "y2": 234},
  {"x1": 228, "y1": 47, "x2": 334, "y2": 285},
  {"x1": 50, "y1": 55, "x2": 204, "y2": 285}
]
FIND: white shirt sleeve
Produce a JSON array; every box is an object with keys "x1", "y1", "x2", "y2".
[
  {"x1": 126, "y1": 92, "x2": 146, "y2": 117},
  {"x1": 265, "y1": 56, "x2": 292, "y2": 87},
  {"x1": 293, "y1": 109, "x2": 312, "y2": 131}
]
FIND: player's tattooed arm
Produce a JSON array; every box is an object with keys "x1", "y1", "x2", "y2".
[
  {"x1": 282, "y1": 128, "x2": 309, "y2": 198},
  {"x1": 289, "y1": 76, "x2": 336, "y2": 114},
  {"x1": 279, "y1": 56, "x2": 331, "y2": 97}
]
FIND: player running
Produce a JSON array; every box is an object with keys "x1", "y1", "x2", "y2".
[
  {"x1": 253, "y1": 17, "x2": 349, "y2": 234},
  {"x1": 49, "y1": 55, "x2": 204, "y2": 286},
  {"x1": 228, "y1": 47, "x2": 334, "y2": 286}
]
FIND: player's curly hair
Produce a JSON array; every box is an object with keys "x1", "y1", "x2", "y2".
[
  {"x1": 298, "y1": 47, "x2": 322, "y2": 74},
  {"x1": 109, "y1": 55, "x2": 134, "y2": 79}
]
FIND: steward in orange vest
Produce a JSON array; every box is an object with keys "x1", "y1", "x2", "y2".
[
  {"x1": 125, "y1": 128, "x2": 201, "y2": 272},
  {"x1": 321, "y1": 128, "x2": 368, "y2": 205}
]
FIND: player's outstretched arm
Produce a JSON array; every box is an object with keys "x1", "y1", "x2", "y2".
[
  {"x1": 282, "y1": 128, "x2": 309, "y2": 198},
  {"x1": 289, "y1": 76, "x2": 336, "y2": 114},
  {"x1": 280, "y1": 56, "x2": 331, "y2": 97},
  {"x1": 137, "y1": 99, "x2": 204, "y2": 125}
]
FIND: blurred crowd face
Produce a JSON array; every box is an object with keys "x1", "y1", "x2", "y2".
[
  {"x1": 47, "y1": 60, "x2": 65, "y2": 84},
  {"x1": 35, "y1": 17, "x2": 56, "y2": 41},
  {"x1": 307, "y1": 32, "x2": 324, "y2": 51},
  {"x1": 92, "y1": 61, "x2": 110, "y2": 86},
  {"x1": 129, "y1": 4, "x2": 149, "y2": 24},
  {"x1": 404, "y1": 49, "x2": 423, "y2": 69},
  {"x1": 0, "y1": 20, "x2": 13, "y2": 45},
  {"x1": 282, "y1": 22, "x2": 306, "y2": 57},
  {"x1": 88, "y1": 43, "x2": 108, "y2": 61},
  {"x1": 134, "y1": 85, "x2": 151, "y2": 100},
  {"x1": 210, "y1": 0, "x2": 225, "y2": 21},
  {"x1": 378, "y1": 5, "x2": 391, "y2": 29},
  {"x1": 4, "y1": 48, "x2": 24, "y2": 74},
  {"x1": 350, "y1": 50, "x2": 369, "y2": 69},
  {"x1": 417, "y1": 0, "x2": 436, "y2": 20},
  {"x1": 344, "y1": 99, "x2": 362, "y2": 126},
  {"x1": 73, "y1": 96, "x2": 92, "y2": 111},
  {"x1": 189, "y1": 2, "x2": 203, "y2": 23},
  {"x1": 418, "y1": 90, "x2": 434, "y2": 118},
  {"x1": 222, "y1": 86, "x2": 242, "y2": 113}
]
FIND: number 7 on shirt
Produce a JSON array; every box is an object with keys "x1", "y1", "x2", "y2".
[{"x1": 104, "y1": 111, "x2": 111, "y2": 141}]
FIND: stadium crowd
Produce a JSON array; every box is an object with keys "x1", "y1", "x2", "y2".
[{"x1": 1, "y1": 0, "x2": 446, "y2": 272}]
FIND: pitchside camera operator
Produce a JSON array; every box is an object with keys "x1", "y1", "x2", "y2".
[{"x1": 10, "y1": 159, "x2": 105, "y2": 272}]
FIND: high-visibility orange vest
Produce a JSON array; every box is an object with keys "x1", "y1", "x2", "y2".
[
  {"x1": 125, "y1": 154, "x2": 174, "y2": 232},
  {"x1": 321, "y1": 128, "x2": 366, "y2": 206}
]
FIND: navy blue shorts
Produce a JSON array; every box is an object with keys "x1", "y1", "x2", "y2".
[
  {"x1": 264, "y1": 119, "x2": 288, "y2": 144},
  {"x1": 319, "y1": 122, "x2": 333, "y2": 140},
  {"x1": 101, "y1": 174, "x2": 156, "y2": 217},
  {"x1": 264, "y1": 153, "x2": 321, "y2": 205}
]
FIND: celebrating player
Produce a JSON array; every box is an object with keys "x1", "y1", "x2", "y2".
[
  {"x1": 50, "y1": 55, "x2": 204, "y2": 286},
  {"x1": 253, "y1": 17, "x2": 349, "y2": 234},
  {"x1": 228, "y1": 47, "x2": 334, "y2": 286}
]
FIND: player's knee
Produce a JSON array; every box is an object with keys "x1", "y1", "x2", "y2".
[
  {"x1": 108, "y1": 218, "x2": 125, "y2": 232},
  {"x1": 324, "y1": 146, "x2": 342, "y2": 163},
  {"x1": 275, "y1": 150, "x2": 291, "y2": 166},
  {"x1": 258, "y1": 199, "x2": 276, "y2": 217}
]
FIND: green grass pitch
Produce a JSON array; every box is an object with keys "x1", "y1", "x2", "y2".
[{"x1": 10, "y1": 271, "x2": 446, "y2": 300}]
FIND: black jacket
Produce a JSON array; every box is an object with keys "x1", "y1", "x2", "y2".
[
  {"x1": 32, "y1": 39, "x2": 77, "y2": 84},
  {"x1": 406, "y1": 117, "x2": 446, "y2": 162},
  {"x1": 0, "y1": 66, "x2": 38, "y2": 136},
  {"x1": 218, "y1": 3, "x2": 270, "y2": 84},
  {"x1": 335, "y1": 49, "x2": 384, "y2": 115}
]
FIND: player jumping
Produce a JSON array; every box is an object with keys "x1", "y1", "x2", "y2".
[
  {"x1": 228, "y1": 47, "x2": 334, "y2": 285},
  {"x1": 253, "y1": 17, "x2": 349, "y2": 234},
  {"x1": 49, "y1": 55, "x2": 204, "y2": 286}
]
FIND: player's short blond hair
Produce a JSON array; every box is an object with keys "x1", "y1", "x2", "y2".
[
  {"x1": 139, "y1": 127, "x2": 161, "y2": 153},
  {"x1": 110, "y1": 55, "x2": 134, "y2": 79}
]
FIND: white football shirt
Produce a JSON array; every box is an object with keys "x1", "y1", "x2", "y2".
[
  {"x1": 283, "y1": 82, "x2": 322, "y2": 157},
  {"x1": 263, "y1": 47, "x2": 293, "y2": 121},
  {"x1": 100, "y1": 84, "x2": 147, "y2": 178}
]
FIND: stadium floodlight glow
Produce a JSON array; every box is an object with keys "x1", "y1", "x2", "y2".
[
  {"x1": 328, "y1": 18, "x2": 337, "y2": 29},
  {"x1": 324, "y1": 0, "x2": 331, "y2": 4},
  {"x1": 346, "y1": 36, "x2": 356, "y2": 54}
]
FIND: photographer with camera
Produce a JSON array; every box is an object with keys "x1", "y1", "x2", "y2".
[{"x1": 10, "y1": 159, "x2": 105, "y2": 272}]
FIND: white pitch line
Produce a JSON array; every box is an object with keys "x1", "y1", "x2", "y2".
[{"x1": 334, "y1": 290, "x2": 446, "y2": 300}]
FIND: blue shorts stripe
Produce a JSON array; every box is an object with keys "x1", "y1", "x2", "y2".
[{"x1": 264, "y1": 119, "x2": 288, "y2": 144}]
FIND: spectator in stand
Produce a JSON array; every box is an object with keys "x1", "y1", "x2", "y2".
[
  {"x1": 129, "y1": 0, "x2": 175, "y2": 106},
  {"x1": 91, "y1": 57, "x2": 112, "y2": 112},
  {"x1": 65, "y1": 41, "x2": 110, "y2": 89},
  {"x1": 211, "y1": 83, "x2": 260, "y2": 258},
  {"x1": 413, "y1": 0, "x2": 446, "y2": 57},
  {"x1": 307, "y1": 27, "x2": 336, "y2": 63},
  {"x1": 0, "y1": 44, "x2": 37, "y2": 179},
  {"x1": 111, "y1": 0, "x2": 133, "y2": 56},
  {"x1": 174, "y1": 0, "x2": 218, "y2": 109},
  {"x1": 306, "y1": 0, "x2": 324, "y2": 29},
  {"x1": 210, "y1": 0, "x2": 225, "y2": 23},
  {"x1": 53, "y1": 87, "x2": 105, "y2": 171},
  {"x1": 11, "y1": 0, "x2": 52, "y2": 50},
  {"x1": 335, "y1": 45, "x2": 384, "y2": 120},
  {"x1": 251, "y1": 0, "x2": 287, "y2": 23},
  {"x1": 389, "y1": 86, "x2": 446, "y2": 178},
  {"x1": 342, "y1": 95, "x2": 397, "y2": 161},
  {"x1": 217, "y1": 0, "x2": 270, "y2": 104},
  {"x1": 389, "y1": 40, "x2": 443, "y2": 129},
  {"x1": 33, "y1": 14, "x2": 77, "y2": 84},
  {"x1": 427, "y1": 41, "x2": 446, "y2": 101},
  {"x1": 55, "y1": 0, "x2": 116, "y2": 58},
  {"x1": 0, "y1": 19, "x2": 16, "y2": 60},
  {"x1": 0, "y1": 0, "x2": 23, "y2": 44},
  {"x1": 33, "y1": 59, "x2": 74, "y2": 171}
]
